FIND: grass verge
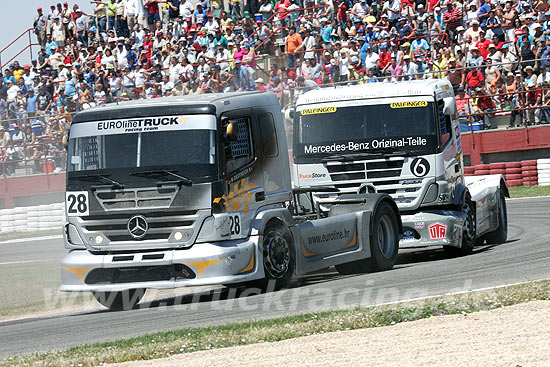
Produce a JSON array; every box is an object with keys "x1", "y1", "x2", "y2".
[
  {"x1": 0, "y1": 229, "x2": 61, "y2": 242},
  {"x1": 508, "y1": 185, "x2": 550, "y2": 198},
  {"x1": 3, "y1": 279, "x2": 550, "y2": 367}
]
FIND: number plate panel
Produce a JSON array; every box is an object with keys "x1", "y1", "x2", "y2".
[{"x1": 66, "y1": 191, "x2": 90, "y2": 217}]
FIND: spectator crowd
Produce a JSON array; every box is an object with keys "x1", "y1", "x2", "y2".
[{"x1": 3, "y1": 0, "x2": 550, "y2": 175}]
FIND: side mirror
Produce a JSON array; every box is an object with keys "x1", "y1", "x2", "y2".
[
  {"x1": 442, "y1": 97, "x2": 457, "y2": 116},
  {"x1": 225, "y1": 121, "x2": 239, "y2": 141}
]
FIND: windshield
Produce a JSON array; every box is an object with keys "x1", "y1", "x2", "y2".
[
  {"x1": 294, "y1": 100, "x2": 438, "y2": 162},
  {"x1": 67, "y1": 114, "x2": 217, "y2": 179}
]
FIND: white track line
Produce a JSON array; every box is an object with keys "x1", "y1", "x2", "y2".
[
  {"x1": 0, "y1": 259, "x2": 50, "y2": 265},
  {"x1": 0, "y1": 235, "x2": 62, "y2": 245},
  {"x1": 368, "y1": 278, "x2": 549, "y2": 308}
]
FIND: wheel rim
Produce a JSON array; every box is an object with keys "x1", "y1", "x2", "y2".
[
  {"x1": 263, "y1": 231, "x2": 291, "y2": 279},
  {"x1": 463, "y1": 200, "x2": 476, "y2": 243},
  {"x1": 377, "y1": 215, "x2": 396, "y2": 258}
]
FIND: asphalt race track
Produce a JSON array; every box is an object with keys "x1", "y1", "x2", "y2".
[{"x1": 1, "y1": 197, "x2": 550, "y2": 358}]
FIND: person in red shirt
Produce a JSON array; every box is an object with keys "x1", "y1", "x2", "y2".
[
  {"x1": 378, "y1": 44, "x2": 391, "y2": 70},
  {"x1": 337, "y1": 1, "x2": 347, "y2": 29},
  {"x1": 144, "y1": 0, "x2": 161, "y2": 29},
  {"x1": 275, "y1": 0, "x2": 291, "y2": 37},
  {"x1": 464, "y1": 69, "x2": 484, "y2": 94},
  {"x1": 526, "y1": 81, "x2": 542, "y2": 125},
  {"x1": 475, "y1": 30, "x2": 491, "y2": 59},
  {"x1": 476, "y1": 88, "x2": 496, "y2": 129}
]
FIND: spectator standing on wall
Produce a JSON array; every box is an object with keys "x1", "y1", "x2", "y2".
[{"x1": 34, "y1": 7, "x2": 47, "y2": 47}]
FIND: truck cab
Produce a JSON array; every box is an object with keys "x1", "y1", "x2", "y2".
[
  {"x1": 61, "y1": 92, "x2": 402, "y2": 310},
  {"x1": 292, "y1": 80, "x2": 508, "y2": 253}
]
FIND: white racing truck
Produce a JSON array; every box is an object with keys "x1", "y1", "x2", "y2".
[
  {"x1": 61, "y1": 92, "x2": 403, "y2": 310},
  {"x1": 290, "y1": 80, "x2": 508, "y2": 258}
]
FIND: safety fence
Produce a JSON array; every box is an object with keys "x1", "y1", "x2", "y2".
[{"x1": 463, "y1": 159, "x2": 550, "y2": 187}]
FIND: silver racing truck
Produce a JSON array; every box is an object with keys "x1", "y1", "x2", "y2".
[
  {"x1": 290, "y1": 80, "x2": 508, "y2": 257},
  {"x1": 61, "y1": 92, "x2": 403, "y2": 310}
]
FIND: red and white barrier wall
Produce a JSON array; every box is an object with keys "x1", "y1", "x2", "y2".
[{"x1": 464, "y1": 159, "x2": 550, "y2": 187}]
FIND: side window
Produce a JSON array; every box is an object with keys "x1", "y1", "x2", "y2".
[
  {"x1": 438, "y1": 101, "x2": 451, "y2": 147},
  {"x1": 258, "y1": 113, "x2": 279, "y2": 157},
  {"x1": 224, "y1": 117, "x2": 254, "y2": 174}
]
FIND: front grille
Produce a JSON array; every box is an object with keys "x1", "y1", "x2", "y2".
[
  {"x1": 325, "y1": 158, "x2": 424, "y2": 205},
  {"x1": 94, "y1": 187, "x2": 178, "y2": 211},
  {"x1": 78, "y1": 210, "x2": 203, "y2": 244}
]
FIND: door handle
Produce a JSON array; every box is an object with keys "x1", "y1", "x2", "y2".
[
  {"x1": 255, "y1": 191, "x2": 265, "y2": 202},
  {"x1": 455, "y1": 164, "x2": 460, "y2": 173}
]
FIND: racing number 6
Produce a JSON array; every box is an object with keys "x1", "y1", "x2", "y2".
[
  {"x1": 411, "y1": 158, "x2": 430, "y2": 177},
  {"x1": 66, "y1": 191, "x2": 89, "y2": 216}
]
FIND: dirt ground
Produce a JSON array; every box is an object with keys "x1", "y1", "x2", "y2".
[{"x1": 111, "y1": 300, "x2": 550, "y2": 367}]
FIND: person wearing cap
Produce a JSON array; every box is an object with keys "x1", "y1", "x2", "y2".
[
  {"x1": 33, "y1": 7, "x2": 47, "y2": 47},
  {"x1": 233, "y1": 59, "x2": 254, "y2": 91},
  {"x1": 487, "y1": 43, "x2": 502, "y2": 64},
  {"x1": 401, "y1": 54, "x2": 418, "y2": 81},
  {"x1": 464, "y1": 19, "x2": 482, "y2": 43},
  {"x1": 475, "y1": 30, "x2": 491, "y2": 59},
  {"x1": 285, "y1": 26, "x2": 302, "y2": 69},
  {"x1": 51, "y1": 15, "x2": 66, "y2": 48},
  {"x1": 255, "y1": 77, "x2": 266, "y2": 91},
  {"x1": 467, "y1": 46, "x2": 484, "y2": 67},
  {"x1": 396, "y1": 16, "x2": 413, "y2": 39},
  {"x1": 411, "y1": 31, "x2": 429, "y2": 55},
  {"x1": 463, "y1": 62, "x2": 484, "y2": 94},
  {"x1": 351, "y1": 0, "x2": 368, "y2": 24},
  {"x1": 442, "y1": 1, "x2": 462, "y2": 43}
]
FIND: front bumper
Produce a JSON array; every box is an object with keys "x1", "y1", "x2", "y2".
[
  {"x1": 399, "y1": 210, "x2": 465, "y2": 249},
  {"x1": 60, "y1": 238, "x2": 262, "y2": 292}
]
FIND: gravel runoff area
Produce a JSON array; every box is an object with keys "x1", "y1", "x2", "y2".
[{"x1": 110, "y1": 300, "x2": 550, "y2": 367}]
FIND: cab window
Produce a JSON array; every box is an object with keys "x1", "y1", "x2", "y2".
[
  {"x1": 438, "y1": 101, "x2": 451, "y2": 147},
  {"x1": 223, "y1": 117, "x2": 254, "y2": 174},
  {"x1": 258, "y1": 113, "x2": 278, "y2": 157}
]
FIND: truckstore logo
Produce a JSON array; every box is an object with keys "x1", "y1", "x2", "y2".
[
  {"x1": 127, "y1": 215, "x2": 149, "y2": 239},
  {"x1": 213, "y1": 178, "x2": 256, "y2": 214},
  {"x1": 428, "y1": 223, "x2": 446, "y2": 240}
]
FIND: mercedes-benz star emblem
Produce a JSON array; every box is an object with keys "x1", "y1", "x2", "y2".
[{"x1": 127, "y1": 215, "x2": 148, "y2": 239}]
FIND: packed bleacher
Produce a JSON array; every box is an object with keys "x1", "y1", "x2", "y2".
[{"x1": 2, "y1": 0, "x2": 550, "y2": 176}]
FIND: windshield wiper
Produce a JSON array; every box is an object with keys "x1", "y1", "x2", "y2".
[
  {"x1": 71, "y1": 173, "x2": 125, "y2": 189},
  {"x1": 130, "y1": 169, "x2": 192, "y2": 186}
]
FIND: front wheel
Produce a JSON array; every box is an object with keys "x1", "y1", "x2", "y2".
[
  {"x1": 336, "y1": 201, "x2": 399, "y2": 274},
  {"x1": 484, "y1": 193, "x2": 507, "y2": 244},
  {"x1": 93, "y1": 288, "x2": 145, "y2": 311},
  {"x1": 248, "y1": 222, "x2": 295, "y2": 291},
  {"x1": 444, "y1": 193, "x2": 476, "y2": 256}
]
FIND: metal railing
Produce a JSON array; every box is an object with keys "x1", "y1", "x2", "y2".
[{"x1": 0, "y1": 28, "x2": 37, "y2": 70}]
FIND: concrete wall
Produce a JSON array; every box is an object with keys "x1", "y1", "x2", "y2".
[{"x1": 0, "y1": 203, "x2": 64, "y2": 234}]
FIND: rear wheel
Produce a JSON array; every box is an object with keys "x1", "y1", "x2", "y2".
[
  {"x1": 336, "y1": 202, "x2": 399, "y2": 274},
  {"x1": 93, "y1": 289, "x2": 145, "y2": 311},
  {"x1": 444, "y1": 193, "x2": 476, "y2": 256},
  {"x1": 484, "y1": 192, "x2": 507, "y2": 244}
]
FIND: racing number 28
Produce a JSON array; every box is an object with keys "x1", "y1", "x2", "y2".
[
  {"x1": 66, "y1": 191, "x2": 89, "y2": 216},
  {"x1": 229, "y1": 214, "x2": 241, "y2": 237}
]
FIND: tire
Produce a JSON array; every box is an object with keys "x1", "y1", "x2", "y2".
[
  {"x1": 476, "y1": 164, "x2": 490, "y2": 170},
  {"x1": 444, "y1": 193, "x2": 476, "y2": 256},
  {"x1": 538, "y1": 158, "x2": 550, "y2": 164},
  {"x1": 484, "y1": 193, "x2": 507, "y2": 244},
  {"x1": 521, "y1": 160, "x2": 538, "y2": 166},
  {"x1": 507, "y1": 179, "x2": 523, "y2": 187},
  {"x1": 93, "y1": 289, "x2": 145, "y2": 310},
  {"x1": 505, "y1": 174, "x2": 522, "y2": 180},
  {"x1": 475, "y1": 169, "x2": 490, "y2": 175},
  {"x1": 335, "y1": 202, "x2": 399, "y2": 274},
  {"x1": 505, "y1": 162, "x2": 521, "y2": 168},
  {"x1": 489, "y1": 169, "x2": 505, "y2": 175},
  {"x1": 253, "y1": 222, "x2": 295, "y2": 290},
  {"x1": 505, "y1": 167, "x2": 521, "y2": 174},
  {"x1": 489, "y1": 163, "x2": 505, "y2": 169},
  {"x1": 522, "y1": 170, "x2": 538, "y2": 177}
]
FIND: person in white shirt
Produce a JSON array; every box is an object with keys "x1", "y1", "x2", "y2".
[
  {"x1": 204, "y1": 15, "x2": 219, "y2": 33},
  {"x1": 215, "y1": 44, "x2": 230, "y2": 71},
  {"x1": 168, "y1": 56, "x2": 183, "y2": 82},
  {"x1": 337, "y1": 49, "x2": 350, "y2": 81},
  {"x1": 180, "y1": 0, "x2": 194, "y2": 20}
]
